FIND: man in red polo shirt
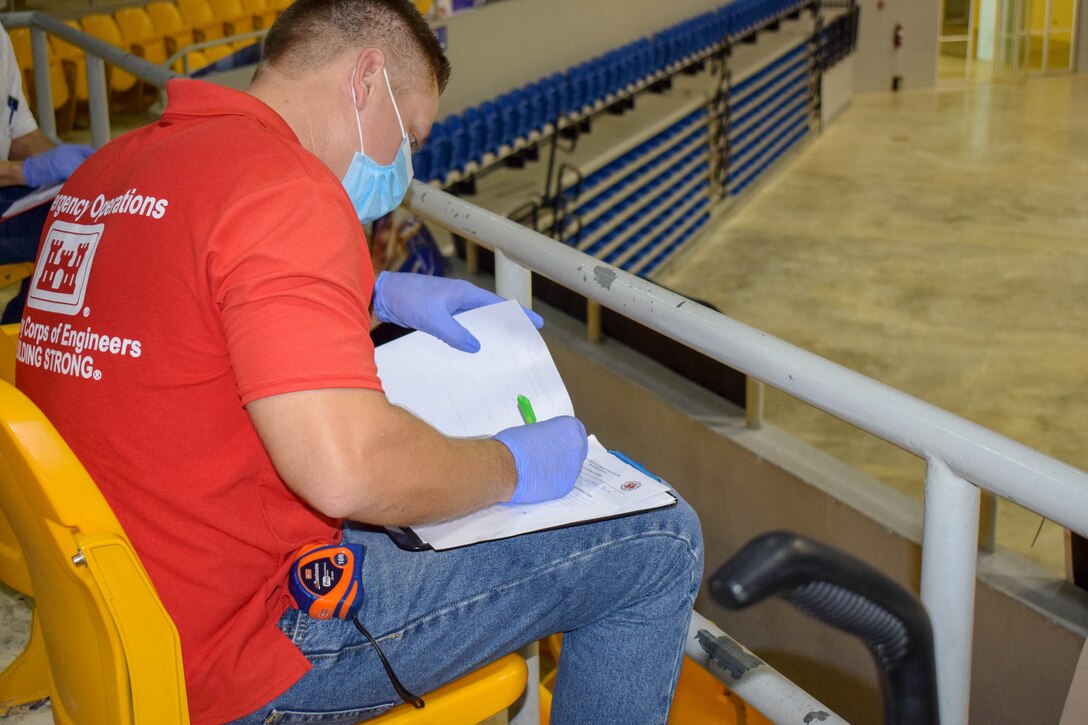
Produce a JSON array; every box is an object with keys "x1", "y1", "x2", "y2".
[{"x1": 17, "y1": 1, "x2": 702, "y2": 723}]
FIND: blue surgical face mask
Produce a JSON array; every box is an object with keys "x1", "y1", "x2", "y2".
[{"x1": 342, "y1": 67, "x2": 414, "y2": 224}]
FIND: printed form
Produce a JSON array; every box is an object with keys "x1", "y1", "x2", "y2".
[{"x1": 375, "y1": 300, "x2": 675, "y2": 550}]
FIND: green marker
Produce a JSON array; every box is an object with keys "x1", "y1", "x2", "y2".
[{"x1": 517, "y1": 394, "x2": 537, "y2": 424}]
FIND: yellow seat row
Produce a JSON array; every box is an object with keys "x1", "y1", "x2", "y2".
[{"x1": 8, "y1": 0, "x2": 292, "y2": 127}]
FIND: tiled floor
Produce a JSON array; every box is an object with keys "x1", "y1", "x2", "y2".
[{"x1": 657, "y1": 73, "x2": 1088, "y2": 578}]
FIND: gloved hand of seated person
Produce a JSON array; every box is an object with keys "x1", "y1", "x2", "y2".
[
  {"x1": 22, "y1": 144, "x2": 96, "y2": 188},
  {"x1": 493, "y1": 416, "x2": 588, "y2": 505},
  {"x1": 372, "y1": 271, "x2": 544, "y2": 353}
]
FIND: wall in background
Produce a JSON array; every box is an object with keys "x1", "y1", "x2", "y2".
[
  {"x1": 852, "y1": 0, "x2": 940, "y2": 91},
  {"x1": 434, "y1": 0, "x2": 726, "y2": 115}
]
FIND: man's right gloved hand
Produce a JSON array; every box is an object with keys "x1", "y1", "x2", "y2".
[
  {"x1": 493, "y1": 416, "x2": 588, "y2": 505},
  {"x1": 22, "y1": 144, "x2": 96, "y2": 188}
]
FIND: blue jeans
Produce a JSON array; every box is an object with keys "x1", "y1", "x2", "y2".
[
  {"x1": 232, "y1": 497, "x2": 703, "y2": 725},
  {"x1": 0, "y1": 185, "x2": 50, "y2": 324}
]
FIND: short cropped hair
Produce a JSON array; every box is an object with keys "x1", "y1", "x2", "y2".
[{"x1": 258, "y1": 0, "x2": 451, "y2": 92}]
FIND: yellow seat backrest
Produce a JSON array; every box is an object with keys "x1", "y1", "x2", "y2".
[
  {"x1": 209, "y1": 0, "x2": 255, "y2": 34},
  {"x1": 49, "y1": 22, "x2": 89, "y2": 103},
  {"x1": 146, "y1": 1, "x2": 197, "y2": 48},
  {"x1": 240, "y1": 0, "x2": 278, "y2": 29},
  {"x1": 0, "y1": 323, "x2": 28, "y2": 601},
  {"x1": 0, "y1": 380, "x2": 188, "y2": 724},
  {"x1": 142, "y1": 3, "x2": 209, "y2": 72},
  {"x1": 6, "y1": 28, "x2": 70, "y2": 113},
  {"x1": 177, "y1": 0, "x2": 225, "y2": 40},
  {"x1": 7, "y1": 27, "x2": 34, "y2": 73},
  {"x1": 78, "y1": 14, "x2": 138, "y2": 93},
  {"x1": 114, "y1": 7, "x2": 169, "y2": 65}
]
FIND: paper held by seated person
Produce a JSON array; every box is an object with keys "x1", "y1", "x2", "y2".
[
  {"x1": 0, "y1": 183, "x2": 63, "y2": 221},
  {"x1": 374, "y1": 300, "x2": 676, "y2": 551}
]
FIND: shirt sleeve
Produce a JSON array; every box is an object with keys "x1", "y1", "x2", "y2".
[
  {"x1": 206, "y1": 176, "x2": 383, "y2": 405},
  {"x1": 10, "y1": 81, "x2": 37, "y2": 141},
  {"x1": 1, "y1": 31, "x2": 36, "y2": 154}
]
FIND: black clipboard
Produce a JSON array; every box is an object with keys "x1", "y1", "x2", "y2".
[{"x1": 383, "y1": 447, "x2": 678, "y2": 554}]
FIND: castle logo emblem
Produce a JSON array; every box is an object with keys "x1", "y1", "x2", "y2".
[{"x1": 27, "y1": 221, "x2": 105, "y2": 315}]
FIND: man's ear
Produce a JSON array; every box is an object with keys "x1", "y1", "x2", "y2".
[{"x1": 351, "y1": 48, "x2": 386, "y2": 110}]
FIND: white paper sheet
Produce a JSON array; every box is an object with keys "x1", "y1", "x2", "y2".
[
  {"x1": 0, "y1": 184, "x2": 62, "y2": 220},
  {"x1": 374, "y1": 301, "x2": 675, "y2": 550},
  {"x1": 375, "y1": 300, "x2": 574, "y2": 437}
]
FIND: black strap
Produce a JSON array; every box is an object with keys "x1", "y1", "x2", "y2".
[{"x1": 352, "y1": 613, "x2": 425, "y2": 709}]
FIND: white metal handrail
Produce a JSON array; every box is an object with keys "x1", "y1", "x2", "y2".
[
  {"x1": 162, "y1": 29, "x2": 267, "y2": 74},
  {"x1": 2, "y1": 11, "x2": 182, "y2": 148},
  {"x1": 402, "y1": 180, "x2": 1088, "y2": 725}
]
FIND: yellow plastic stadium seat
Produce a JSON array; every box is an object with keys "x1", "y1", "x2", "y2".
[
  {"x1": 50, "y1": 22, "x2": 90, "y2": 104},
  {"x1": 0, "y1": 323, "x2": 49, "y2": 716},
  {"x1": 114, "y1": 7, "x2": 170, "y2": 66},
  {"x1": 209, "y1": 0, "x2": 259, "y2": 50},
  {"x1": 268, "y1": 0, "x2": 294, "y2": 15},
  {"x1": 0, "y1": 379, "x2": 190, "y2": 723},
  {"x1": 538, "y1": 633, "x2": 772, "y2": 725},
  {"x1": 177, "y1": 0, "x2": 226, "y2": 42},
  {"x1": 6, "y1": 28, "x2": 72, "y2": 122},
  {"x1": 143, "y1": 2, "x2": 212, "y2": 73},
  {"x1": 369, "y1": 654, "x2": 527, "y2": 725},
  {"x1": 78, "y1": 14, "x2": 139, "y2": 94},
  {"x1": 240, "y1": 0, "x2": 278, "y2": 29},
  {"x1": 210, "y1": 0, "x2": 254, "y2": 35},
  {"x1": 145, "y1": 1, "x2": 195, "y2": 52}
]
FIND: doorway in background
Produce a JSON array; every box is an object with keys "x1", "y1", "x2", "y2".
[{"x1": 938, "y1": 0, "x2": 1079, "y2": 80}]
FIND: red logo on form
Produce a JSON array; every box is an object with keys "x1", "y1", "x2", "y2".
[
  {"x1": 621, "y1": 481, "x2": 641, "y2": 492},
  {"x1": 27, "y1": 221, "x2": 105, "y2": 316}
]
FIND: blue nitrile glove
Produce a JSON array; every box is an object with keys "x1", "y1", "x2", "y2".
[
  {"x1": 372, "y1": 271, "x2": 544, "y2": 353},
  {"x1": 22, "y1": 144, "x2": 96, "y2": 188},
  {"x1": 494, "y1": 416, "x2": 588, "y2": 505}
]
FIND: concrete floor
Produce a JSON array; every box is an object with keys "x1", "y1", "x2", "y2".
[{"x1": 657, "y1": 73, "x2": 1088, "y2": 577}]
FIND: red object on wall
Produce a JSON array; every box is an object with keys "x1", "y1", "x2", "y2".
[{"x1": 894, "y1": 22, "x2": 904, "y2": 48}]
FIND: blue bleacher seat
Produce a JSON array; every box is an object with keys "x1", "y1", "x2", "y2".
[
  {"x1": 411, "y1": 145, "x2": 431, "y2": 182},
  {"x1": 461, "y1": 104, "x2": 487, "y2": 163},
  {"x1": 444, "y1": 114, "x2": 467, "y2": 174},
  {"x1": 426, "y1": 121, "x2": 450, "y2": 182},
  {"x1": 497, "y1": 94, "x2": 518, "y2": 148},
  {"x1": 479, "y1": 100, "x2": 501, "y2": 155}
]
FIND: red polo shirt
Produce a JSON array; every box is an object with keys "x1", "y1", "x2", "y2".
[{"x1": 16, "y1": 79, "x2": 383, "y2": 724}]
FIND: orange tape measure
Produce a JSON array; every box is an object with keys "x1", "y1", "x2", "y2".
[{"x1": 288, "y1": 543, "x2": 365, "y2": 620}]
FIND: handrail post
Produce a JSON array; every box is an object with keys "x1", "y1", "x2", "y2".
[
  {"x1": 978, "y1": 492, "x2": 997, "y2": 553},
  {"x1": 495, "y1": 248, "x2": 532, "y2": 309},
  {"x1": 29, "y1": 26, "x2": 55, "y2": 140},
  {"x1": 745, "y1": 377, "x2": 764, "y2": 429},
  {"x1": 86, "y1": 55, "x2": 110, "y2": 148},
  {"x1": 920, "y1": 457, "x2": 980, "y2": 725},
  {"x1": 586, "y1": 300, "x2": 603, "y2": 343}
]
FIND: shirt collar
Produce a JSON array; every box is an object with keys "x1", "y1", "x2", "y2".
[{"x1": 162, "y1": 79, "x2": 300, "y2": 146}]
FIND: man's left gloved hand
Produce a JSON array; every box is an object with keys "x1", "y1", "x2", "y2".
[
  {"x1": 372, "y1": 272, "x2": 543, "y2": 352},
  {"x1": 22, "y1": 144, "x2": 96, "y2": 188}
]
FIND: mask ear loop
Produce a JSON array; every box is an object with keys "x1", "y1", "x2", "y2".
[
  {"x1": 350, "y1": 67, "x2": 365, "y2": 155},
  {"x1": 382, "y1": 68, "x2": 408, "y2": 140}
]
